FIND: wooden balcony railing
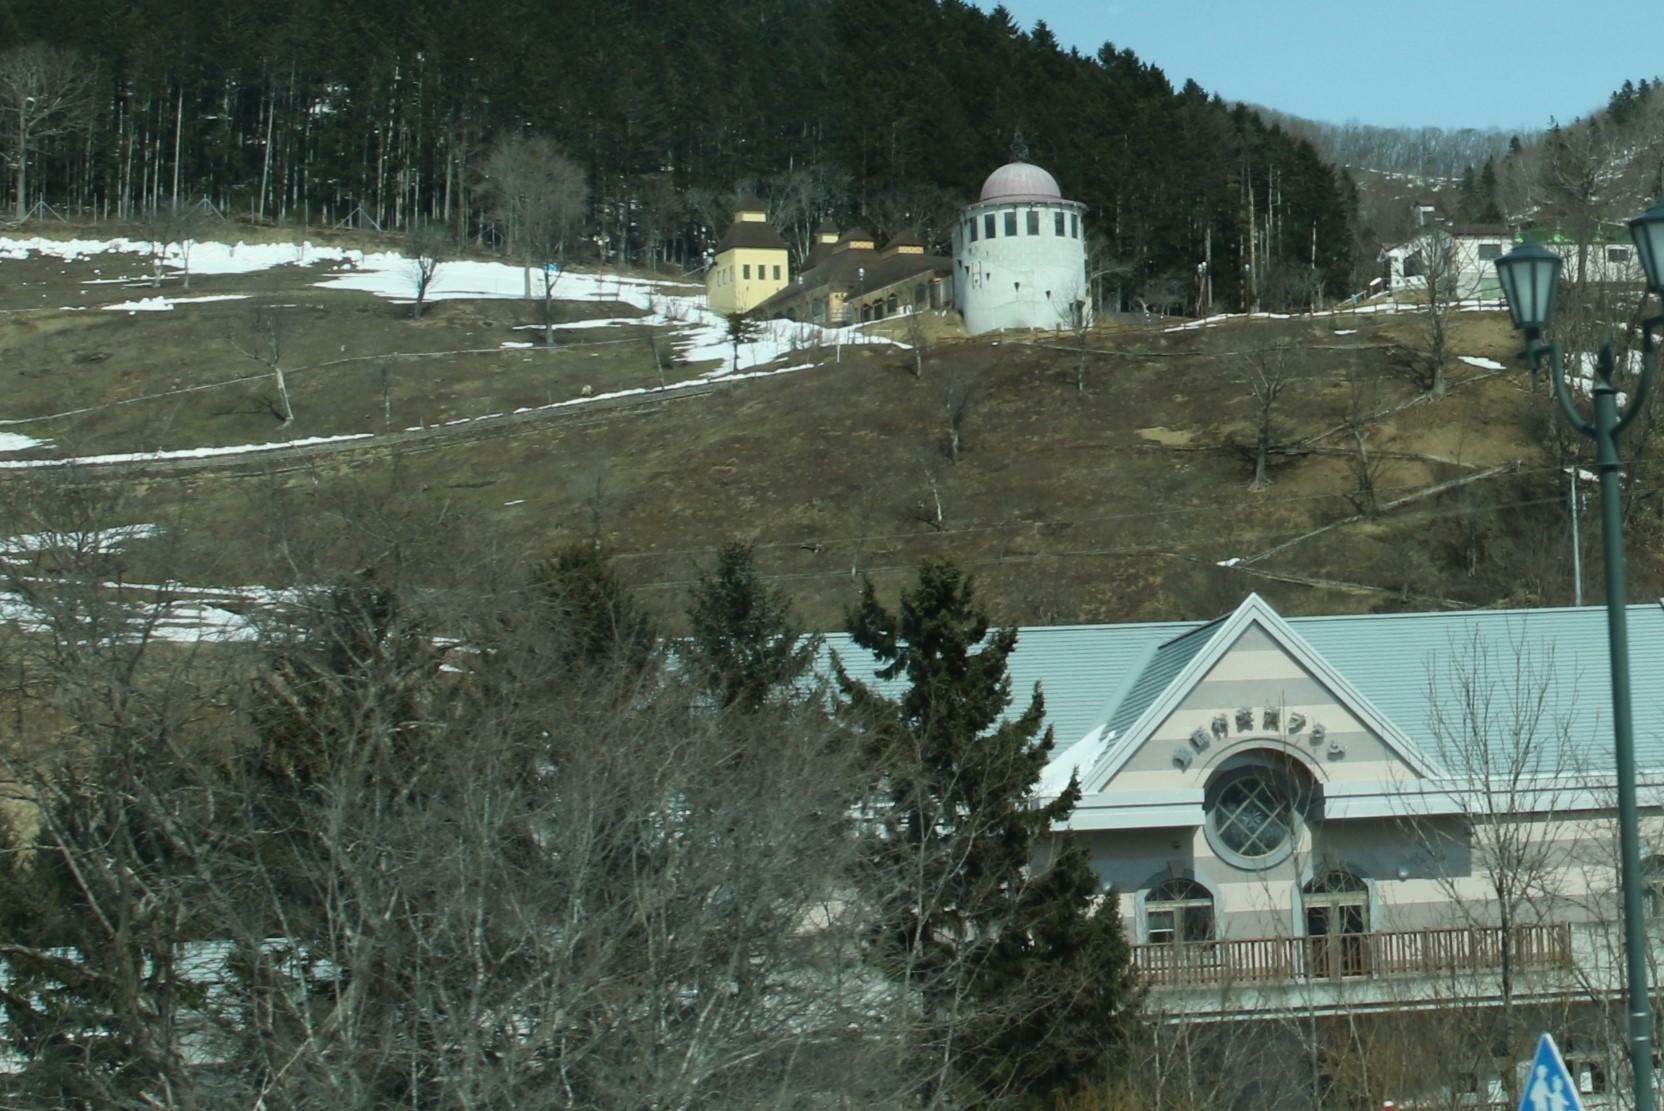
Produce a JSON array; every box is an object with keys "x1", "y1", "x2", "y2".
[{"x1": 1132, "y1": 924, "x2": 1574, "y2": 988}]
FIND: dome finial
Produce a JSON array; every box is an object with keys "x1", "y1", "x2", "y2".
[{"x1": 1009, "y1": 127, "x2": 1029, "y2": 164}]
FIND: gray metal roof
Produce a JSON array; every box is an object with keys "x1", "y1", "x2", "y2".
[{"x1": 826, "y1": 601, "x2": 1664, "y2": 776}]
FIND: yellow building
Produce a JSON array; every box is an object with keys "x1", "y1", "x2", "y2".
[{"x1": 705, "y1": 195, "x2": 789, "y2": 314}]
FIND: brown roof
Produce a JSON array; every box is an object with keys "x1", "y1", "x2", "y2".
[
  {"x1": 715, "y1": 220, "x2": 788, "y2": 253},
  {"x1": 882, "y1": 230, "x2": 925, "y2": 251},
  {"x1": 734, "y1": 192, "x2": 768, "y2": 214},
  {"x1": 754, "y1": 246, "x2": 951, "y2": 315}
]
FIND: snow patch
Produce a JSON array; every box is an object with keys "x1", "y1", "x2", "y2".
[
  {"x1": 102, "y1": 293, "x2": 251, "y2": 312},
  {"x1": 0, "y1": 433, "x2": 371, "y2": 470},
  {"x1": 1458, "y1": 356, "x2": 1506, "y2": 370},
  {"x1": 0, "y1": 433, "x2": 51, "y2": 453}
]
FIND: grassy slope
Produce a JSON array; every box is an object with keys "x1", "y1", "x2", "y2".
[{"x1": 1, "y1": 226, "x2": 1653, "y2": 633}]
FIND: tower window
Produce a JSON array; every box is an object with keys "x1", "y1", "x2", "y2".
[
  {"x1": 1071, "y1": 213, "x2": 1080, "y2": 238},
  {"x1": 1054, "y1": 210, "x2": 1065, "y2": 236},
  {"x1": 1004, "y1": 209, "x2": 1017, "y2": 237},
  {"x1": 743, "y1": 264, "x2": 751, "y2": 280},
  {"x1": 773, "y1": 265, "x2": 781, "y2": 280},
  {"x1": 1026, "y1": 210, "x2": 1039, "y2": 236},
  {"x1": 984, "y1": 213, "x2": 996, "y2": 239}
]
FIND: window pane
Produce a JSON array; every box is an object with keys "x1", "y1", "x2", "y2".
[
  {"x1": 969, "y1": 219, "x2": 977, "y2": 242},
  {"x1": 743, "y1": 264, "x2": 751, "y2": 279},
  {"x1": 1026, "y1": 210, "x2": 1039, "y2": 236},
  {"x1": 1004, "y1": 210, "x2": 1017, "y2": 237},
  {"x1": 1147, "y1": 909, "x2": 1174, "y2": 943},
  {"x1": 1055, "y1": 211, "x2": 1065, "y2": 236},
  {"x1": 1181, "y1": 906, "x2": 1214, "y2": 942},
  {"x1": 773, "y1": 265, "x2": 781, "y2": 280},
  {"x1": 984, "y1": 213, "x2": 996, "y2": 239},
  {"x1": 1071, "y1": 213, "x2": 1080, "y2": 238}
]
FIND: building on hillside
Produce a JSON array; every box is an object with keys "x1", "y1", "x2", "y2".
[
  {"x1": 754, "y1": 228, "x2": 953, "y2": 326},
  {"x1": 833, "y1": 593, "x2": 1664, "y2": 1106},
  {"x1": 952, "y1": 159, "x2": 1091, "y2": 334},
  {"x1": 1380, "y1": 222, "x2": 1512, "y2": 296},
  {"x1": 1529, "y1": 224, "x2": 1650, "y2": 286},
  {"x1": 705, "y1": 195, "x2": 790, "y2": 315}
]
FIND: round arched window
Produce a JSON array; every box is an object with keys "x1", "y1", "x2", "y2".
[{"x1": 1204, "y1": 763, "x2": 1305, "y2": 869}]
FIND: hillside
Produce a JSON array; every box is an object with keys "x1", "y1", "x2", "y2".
[{"x1": 1, "y1": 229, "x2": 1653, "y2": 639}]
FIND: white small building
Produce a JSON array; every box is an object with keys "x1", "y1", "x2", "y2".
[
  {"x1": 953, "y1": 161, "x2": 1090, "y2": 335},
  {"x1": 1380, "y1": 223, "x2": 1512, "y2": 297}
]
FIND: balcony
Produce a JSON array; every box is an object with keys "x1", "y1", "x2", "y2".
[{"x1": 1132, "y1": 924, "x2": 1577, "y2": 1018}]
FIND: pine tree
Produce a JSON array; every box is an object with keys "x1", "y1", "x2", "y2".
[
  {"x1": 838, "y1": 559, "x2": 1137, "y2": 1103},
  {"x1": 685, "y1": 541, "x2": 819, "y2": 712},
  {"x1": 530, "y1": 543, "x2": 656, "y2": 679}
]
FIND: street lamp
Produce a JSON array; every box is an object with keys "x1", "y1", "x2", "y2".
[{"x1": 1495, "y1": 199, "x2": 1664, "y2": 1111}]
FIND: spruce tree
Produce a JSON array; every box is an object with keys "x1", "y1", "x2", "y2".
[
  {"x1": 685, "y1": 540, "x2": 819, "y2": 712},
  {"x1": 530, "y1": 543, "x2": 656, "y2": 679},
  {"x1": 838, "y1": 559, "x2": 1137, "y2": 1103}
]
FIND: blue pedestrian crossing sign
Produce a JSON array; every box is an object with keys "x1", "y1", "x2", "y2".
[{"x1": 1519, "y1": 1032, "x2": 1582, "y2": 1111}]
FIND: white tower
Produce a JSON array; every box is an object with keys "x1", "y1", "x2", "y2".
[{"x1": 954, "y1": 161, "x2": 1090, "y2": 335}]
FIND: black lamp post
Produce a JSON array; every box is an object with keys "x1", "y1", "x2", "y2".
[{"x1": 1496, "y1": 199, "x2": 1664, "y2": 1111}]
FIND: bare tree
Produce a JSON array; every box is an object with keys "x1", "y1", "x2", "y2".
[
  {"x1": 138, "y1": 201, "x2": 208, "y2": 289},
  {"x1": 1407, "y1": 228, "x2": 1465, "y2": 398},
  {"x1": 768, "y1": 163, "x2": 850, "y2": 264},
  {"x1": 405, "y1": 222, "x2": 449, "y2": 320},
  {"x1": 941, "y1": 368, "x2": 979, "y2": 463},
  {"x1": 482, "y1": 134, "x2": 588, "y2": 343},
  {"x1": 1344, "y1": 368, "x2": 1387, "y2": 517},
  {"x1": 0, "y1": 44, "x2": 93, "y2": 223},
  {"x1": 1394, "y1": 631, "x2": 1585, "y2": 1105},
  {"x1": 232, "y1": 304, "x2": 295, "y2": 424},
  {"x1": 1239, "y1": 345, "x2": 1291, "y2": 491}
]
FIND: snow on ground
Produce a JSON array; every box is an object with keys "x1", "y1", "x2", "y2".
[
  {"x1": 0, "y1": 235, "x2": 359, "y2": 274},
  {"x1": 1458, "y1": 356, "x2": 1506, "y2": 371},
  {"x1": 0, "y1": 523, "x2": 162, "y2": 561},
  {"x1": 0, "y1": 432, "x2": 50, "y2": 453},
  {"x1": 103, "y1": 293, "x2": 250, "y2": 312},
  {"x1": 311, "y1": 251, "x2": 901, "y2": 371},
  {"x1": 1163, "y1": 297, "x2": 1505, "y2": 332},
  {"x1": 0, "y1": 433, "x2": 370, "y2": 470}
]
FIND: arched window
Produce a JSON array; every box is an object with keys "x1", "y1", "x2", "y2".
[
  {"x1": 1304, "y1": 869, "x2": 1369, "y2": 979},
  {"x1": 1145, "y1": 877, "x2": 1214, "y2": 945},
  {"x1": 885, "y1": 293, "x2": 898, "y2": 315}
]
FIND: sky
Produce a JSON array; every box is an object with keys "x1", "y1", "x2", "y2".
[{"x1": 977, "y1": 0, "x2": 1660, "y2": 132}]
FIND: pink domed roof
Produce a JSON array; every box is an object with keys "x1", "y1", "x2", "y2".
[{"x1": 979, "y1": 161, "x2": 1063, "y2": 203}]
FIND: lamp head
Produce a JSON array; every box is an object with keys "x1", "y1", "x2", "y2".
[
  {"x1": 1494, "y1": 238, "x2": 1562, "y2": 332},
  {"x1": 1627, "y1": 197, "x2": 1664, "y2": 295}
]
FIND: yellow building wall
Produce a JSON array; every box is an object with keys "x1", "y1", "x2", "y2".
[{"x1": 707, "y1": 246, "x2": 789, "y2": 314}]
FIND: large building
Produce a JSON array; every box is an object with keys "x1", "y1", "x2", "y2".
[
  {"x1": 952, "y1": 160, "x2": 1090, "y2": 334},
  {"x1": 834, "y1": 593, "x2": 1664, "y2": 1106},
  {"x1": 705, "y1": 195, "x2": 789, "y2": 315},
  {"x1": 754, "y1": 227, "x2": 953, "y2": 326}
]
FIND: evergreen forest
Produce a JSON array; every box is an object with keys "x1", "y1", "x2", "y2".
[{"x1": 0, "y1": 0, "x2": 1360, "y2": 311}]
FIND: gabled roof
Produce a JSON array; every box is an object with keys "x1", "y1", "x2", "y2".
[
  {"x1": 715, "y1": 220, "x2": 788, "y2": 254},
  {"x1": 824, "y1": 596, "x2": 1664, "y2": 804},
  {"x1": 1079, "y1": 594, "x2": 1442, "y2": 789}
]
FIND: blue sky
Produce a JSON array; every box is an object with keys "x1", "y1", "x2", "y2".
[{"x1": 977, "y1": 0, "x2": 1659, "y2": 131}]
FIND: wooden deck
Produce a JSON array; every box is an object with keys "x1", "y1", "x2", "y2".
[{"x1": 1132, "y1": 924, "x2": 1574, "y2": 988}]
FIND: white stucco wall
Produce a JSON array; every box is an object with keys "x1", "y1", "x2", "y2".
[{"x1": 953, "y1": 199, "x2": 1090, "y2": 334}]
